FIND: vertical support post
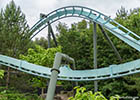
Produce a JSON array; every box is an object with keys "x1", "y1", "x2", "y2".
[
  {"x1": 46, "y1": 52, "x2": 75, "y2": 100},
  {"x1": 48, "y1": 22, "x2": 51, "y2": 48},
  {"x1": 46, "y1": 53, "x2": 62, "y2": 100},
  {"x1": 73, "y1": 62, "x2": 78, "y2": 96},
  {"x1": 93, "y1": 22, "x2": 98, "y2": 92},
  {"x1": 73, "y1": 66, "x2": 78, "y2": 86}
]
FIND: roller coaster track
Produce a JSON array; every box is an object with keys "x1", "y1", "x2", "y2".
[
  {"x1": 0, "y1": 54, "x2": 140, "y2": 81},
  {"x1": 30, "y1": 6, "x2": 140, "y2": 51},
  {"x1": 0, "y1": 6, "x2": 140, "y2": 82}
]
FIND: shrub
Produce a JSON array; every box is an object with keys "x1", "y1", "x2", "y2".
[
  {"x1": 0, "y1": 70, "x2": 4, "y2": 79},
  {"x1": 69, "y1": 86, "x2": 119, "y2": 100}
]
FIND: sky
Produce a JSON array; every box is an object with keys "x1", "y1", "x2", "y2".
[{"x1": 0, "y1": 0, "x2": 140, "y2": 39}]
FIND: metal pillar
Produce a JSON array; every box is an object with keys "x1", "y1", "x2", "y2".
[
  {"x1": 46, "y1": 53, "x2": 62, "y2": 100},
  {"x1": 48, "y1": 22, "x2": 58, "y2": 47},
  {"x1": 98, "y1": 25, "x2": 122, "y2": 62},
  {"x1": 41, "y1": 15, "x2": 58, "y2": 47},
  {"x1": 93, "y1": 22, "x2": 98, "y2": 92},
  {"x1": 73, "y1": 62, "x2": 78, "y2": 95},
  {"x1": 46, "y1": 53, "x2": 75, "y2": 100},
  {"x1": 48, "y1": 23, "x2": 51, "y2": 48}
]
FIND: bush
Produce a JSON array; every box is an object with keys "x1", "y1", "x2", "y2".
[
  {"x1": 69, "y1": 87, "x2": 119, "y2": 100},
  {"x1": 0, "y1": 70, "x2": 4, "y2": 79}
]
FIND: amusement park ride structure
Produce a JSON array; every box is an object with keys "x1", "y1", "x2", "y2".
[{"x1": 0, "y1": 6, "x2": 140, "y2": 100}]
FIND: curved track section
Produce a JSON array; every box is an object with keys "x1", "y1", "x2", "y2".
[
  {"x1": 30, "y1": 6, "x2": 140, "y2": 51},
  {"x1": 0, "y1": 54, "x2": 140, "y2": 81}
]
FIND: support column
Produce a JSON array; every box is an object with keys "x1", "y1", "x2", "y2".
[
  {"x1": 73, "y1": 62, "x2": 78, "y2": 96},
  {"x1": 93, "y1": 22, "x2": 98, "y2": 92},
  {"x1": 48, "y1": 22, "x2": 51, "y2": 48},
  {"x1": 46, "y1": 53, "x2": 75, "y2": 100},
  {"x1": 48, "y1": 22, "x2": 58, "y2": 47},
  {"x1": 46, "y1": 53, "x2": 62, "y2": 100}
]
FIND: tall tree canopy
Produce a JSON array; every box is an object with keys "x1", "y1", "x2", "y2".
[
  {"x1": 0, "y1": 0, "x2": 30, "y2": 58},
  {"x1": 0, "y1": 0, "x2": 31, "y2": 89}
]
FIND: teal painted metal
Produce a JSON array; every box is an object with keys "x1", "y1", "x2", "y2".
[
  {"x1": 46, "y1": 52, "x2": 75, "y2": 100},
  {"x1": 46, "y1": 53, "x2": 62, "y2": 100},
  {"x1": 29, "y1": 6, "x2": 140, "y2": 51},
  {"x1": 0, "y1": 54, "x2": 140, "y2": 81}
]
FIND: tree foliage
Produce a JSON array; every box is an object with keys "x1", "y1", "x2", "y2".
[
  {"x1": 56, "y1": 20, "x2": 94, "y2": 70},
  {"x1": 116, "y1": 6, "x2": 128, "y2": 19},
  {"x1": 34, "y1": 37, "x2": 48, "y2": 49},
  {"x1": 0, "y1": 0, "x2": 31, "y2": 89},
  {"x1": 0, "y1": 70, "x2": 4, "y2": 79},
  {"x1": 0, "y1": 0, "x2": 30, "y2": 57},
  {"x1": 20, "y1": 45, "x2": 62, "y2": 97},
  {"x1": 69, "y1": 87, "x2": 119, "y2": 100},
  {"x1": 20, "y1": 45, "x2": 62, "y2": 67}
]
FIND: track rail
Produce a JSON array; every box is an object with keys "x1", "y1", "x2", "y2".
[
  {"x1": 30, "y1": 6, "x2": 140, "y2": 51},
  {"x1": 1, "y1": 6, "x2": 140, "y2": 81},
  {"x1": 0, "y1": 54, "x2": 140, "y2": 81}
]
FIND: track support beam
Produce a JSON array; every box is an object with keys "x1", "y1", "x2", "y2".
[
  {"x1": 93, "y1": 22, "x2": 98, "y2": 92},
  {"x1": 48, "y1": 22, "x2": 58, "y2": 47},
  {"x1": 46, "y1": 52, "x2": 75, "y2": 100},
  {"x1": 48, "y1": 22, "x2": 51, "y2": 48},
  {"x1": 98, "y1": 25, "x2": 122, "y2": 62}
]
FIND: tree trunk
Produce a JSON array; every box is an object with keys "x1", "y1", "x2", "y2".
[
  {"x1": 6, "y1": 67, "x2": 10, "y2": 89},
  {"x1": 41, "y1": 87, "x2": 44, "y2": 99}
]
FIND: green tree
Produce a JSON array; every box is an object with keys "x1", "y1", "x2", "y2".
[
  {"x1": 0, "y1": 0, "x2": 30, "y2": 56},
  {"x1": 56, "y1": 21, "x2": 94, "y2": 70},
  {"x1": 20, "y1": 45, "x2": 62, "y2": 98},
  {"x1": 116, "y1": 6, "x2": 128, "y2": 19},
  {"x1": 56, "y1": 15, "x2": 140, "y2": 96},
  {"x1": 100, "y1": 7, "x2": 140, "y2": 97},
  {"x1": 0, "y1": 0, "x2": 31, "y2": 88},
  {"x1": 34, "y1": 37, "x2": 48, "y2": 49},
  {"x1": 116, "y1": 7, "x2": 140, "y2": 97}
]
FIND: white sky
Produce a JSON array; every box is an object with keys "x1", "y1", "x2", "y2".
[{"x1": 0, "y1": 0, "x2": 140, "y2": 39}]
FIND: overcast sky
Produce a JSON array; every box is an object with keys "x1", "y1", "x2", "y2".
[{"x1": 0, "y1": 0, "x2": 140, "y2": 39}]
